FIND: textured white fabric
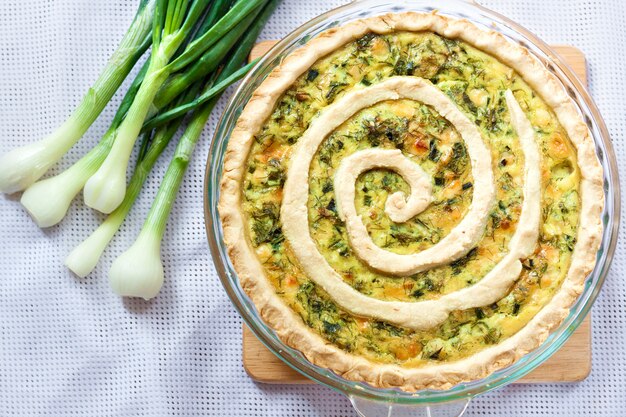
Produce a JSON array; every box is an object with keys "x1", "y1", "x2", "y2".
[{"x1": 0, "y1": 1, "x2": 624, "y2": 416}]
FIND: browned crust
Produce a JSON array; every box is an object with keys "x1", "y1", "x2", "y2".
[{"x1": 218, "y1": 12, "x2": 604, "y2": 391}]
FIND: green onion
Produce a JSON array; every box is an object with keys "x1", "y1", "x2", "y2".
[
  {"x1": 110, "y1": 93, "x2": 220, "y2": 298},
  {"x1": 19, "y1": 0, "x2": 235, "y2": 227},
  {"x1": 0, "y1": 0, "x2": 155, "y2": 194},
  {"x1": 83, "y1": 0, "x2": 210, "y2": 214},
  {"x1": 64, "y1": 124, "x2": 180, "y2": 278},
  {"x1": 20, "y1": 59, "x2": 151, "y2": 227},
  {"x1": 64, "y1": 80, "x2": 202, "y2": 277},
  {"x1": 109, "y1": 0, "x2": 278, "y2": 299}
]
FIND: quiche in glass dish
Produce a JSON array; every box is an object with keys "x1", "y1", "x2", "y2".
[{"x1": 218, "y1": 11, "x2": 604, "y2": 391}]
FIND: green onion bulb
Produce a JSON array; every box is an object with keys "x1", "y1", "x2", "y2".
[
  {"x1": 65, "y1": 225, "x2": 117, "y2": 278},
  {"x1": 108, "y1": 230, "x2": 164, "y2": 300},
  {"x1": 20, "y1": 170, "x2": 83, "y2": 228},
  {"x1": 0, "y1": 138, "x2": 70, "y2": 194}
]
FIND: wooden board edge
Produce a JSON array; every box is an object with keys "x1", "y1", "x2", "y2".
[{"x1": 243, "y1": 316, "x2": 592, "y2": 384}]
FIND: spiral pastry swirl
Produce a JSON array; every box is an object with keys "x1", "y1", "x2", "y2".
[{"x1": 281, "y1": 77, "x2": 540, "y2": 330}]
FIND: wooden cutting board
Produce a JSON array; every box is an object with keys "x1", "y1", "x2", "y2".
[{"x1": 242, "y1": 41, "x2": 592, "y2": 384}]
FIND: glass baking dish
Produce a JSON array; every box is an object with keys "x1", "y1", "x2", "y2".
[{"x1": 203, "y1": 1, "x2": 620, "y2": 415}]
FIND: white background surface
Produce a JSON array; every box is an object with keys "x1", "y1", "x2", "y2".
[{"x1": 1, "y1": 1, "x2": 625, "y2": 416}]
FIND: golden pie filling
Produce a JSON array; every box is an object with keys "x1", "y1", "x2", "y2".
[{"x1": 241, "y1": 32, "x2": 581, "y2": 367}]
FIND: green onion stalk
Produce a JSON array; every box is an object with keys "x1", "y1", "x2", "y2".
[
  {"x1": 82, "y1": 0, "x2": 210, "y2": 214},
  {"x1": 0, "y1": 0, "x2": 155, "y2": 194},
  {"x1": 19, "y1": 0, "x2": 234, "y2": 227},
  {"x1": 83, "y1": 0, "x2": 266, "y2": 214},
  {"x1": 152, "y1": 0, "x2": 265, "y2": 110},
  {"x1": 168, "y1": 0, "x2": 267, "y2": 73},
  {"x1": 108, "y1": 96, "x2": 221, "y2": 298},
  {"x1": 143, "y1": 62, "x2": 255, "y2": 130},
  {"x1": 134, "y1": 0, "x2": 234, "y2": 161},
  {"x1": 109, "y1": 0, "x2": 279, "y2": 299}
]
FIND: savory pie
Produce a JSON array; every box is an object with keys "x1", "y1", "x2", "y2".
[{"x1": 219, "y1": 12, "x2": 604, "y2": 390}]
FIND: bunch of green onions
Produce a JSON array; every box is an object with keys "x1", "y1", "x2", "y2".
[{"x1": 1, "y1": 0, "x2": 278, "y2": 299}]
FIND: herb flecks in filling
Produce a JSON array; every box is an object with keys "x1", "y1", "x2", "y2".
[{"x1": 242, "y1": 32, "x2": 581, "y2": 366}]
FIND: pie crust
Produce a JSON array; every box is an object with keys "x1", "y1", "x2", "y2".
[{"x1": 219, "y1": 12, "x2": 604, "y2": 391}]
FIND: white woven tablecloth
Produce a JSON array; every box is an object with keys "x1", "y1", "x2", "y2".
[{"x1": 1, "y1": 1, "x2": 624, "y2": 416}]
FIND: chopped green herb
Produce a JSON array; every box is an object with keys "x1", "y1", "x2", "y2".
[
  {"x1": 251, "y1": 202, "x2": 282, "y2": 247},
  {"x1": 462, "y1": 92, "x2": 478, "y2": 113},
  {"x1": 512, "y1": 302, "x2": 521, "y2": 315},
  {"x1": 373, "y1": 321, "x2": 404, "y2": 336},
  {"x1": 428, "y1": 140, "x2": 440, "y2": 161},
  {"x1": 326, "y1": 82, "x2": 347, "y2": 101},
  {"x1": 306, "y1": 69, "x2": 319, "y2": 82},
  {"x1": 356, "y1": 33, "x2": 377, "y2": 50},
  {"x1": 450, "y1": 247, "x2": 478, "y2": 274},
  {"x1": 323, "y1": 320, "x2": 342, "y2": 334}
]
